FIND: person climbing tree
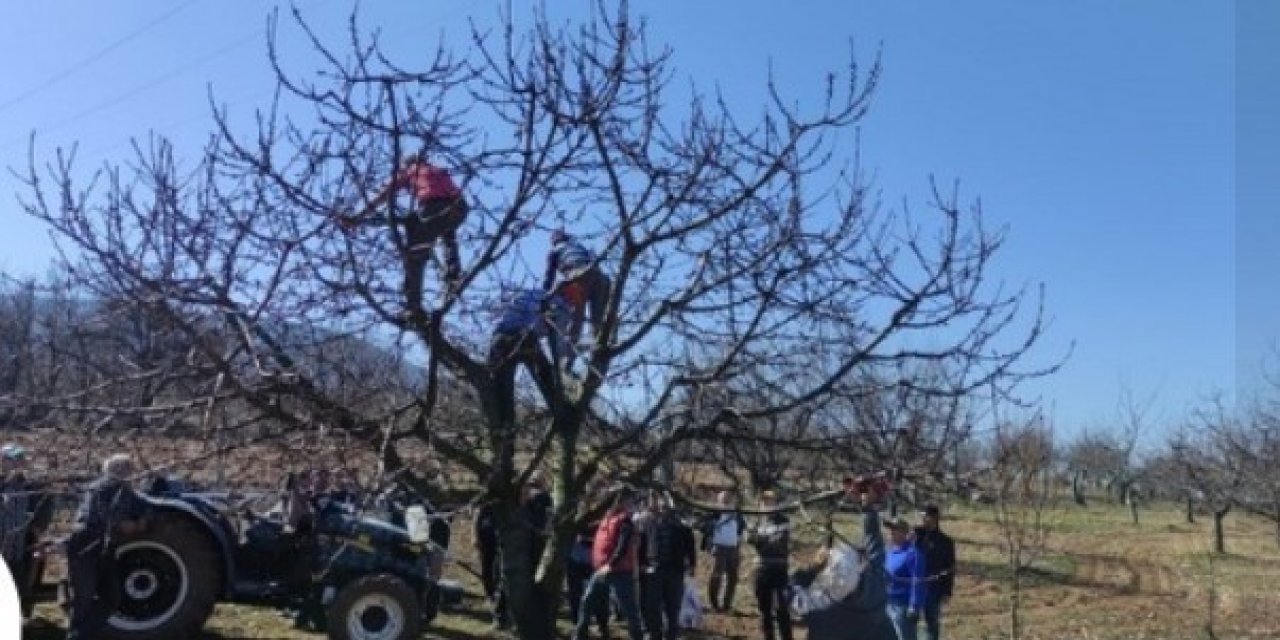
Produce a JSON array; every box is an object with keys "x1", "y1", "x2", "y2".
[
  {"x1": 339, "y1": 148, "x2": 469, "y2": 317},
  {"x1": 543, "y1": 230, "x2": 612, "y2": 375},
  {"x1": 487, "y1": 288, "x2": 572, "y2": 427}
]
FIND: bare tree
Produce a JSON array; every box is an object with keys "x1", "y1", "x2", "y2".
[
  {"x1": 16, "y1": 3, "x2": 1056, "y2": 637},
  {"x1": 988, "y1": 414, "x2": 1057, "y2": 640},
  {"x1": 1172, "y1": 396, "x2": 1242, "y2": 555},
  {"x1": 1065, "y1": 386, "x2": 1154, "y2": 520}
]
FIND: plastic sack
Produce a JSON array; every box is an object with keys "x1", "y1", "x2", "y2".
[
  {"x1": 791, "y1": 543, "x2": 863, "y2": 616},
  {"x1": 679, "y1": 576, "x2": 703, "y2": 629}
]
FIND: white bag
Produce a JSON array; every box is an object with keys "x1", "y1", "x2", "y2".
[
  {"x1": 791, "y1": 543, "x2": 863, "y2": 616},
  {"x1": 679, "y1": 576, "x2": 703, "y2": 629}
]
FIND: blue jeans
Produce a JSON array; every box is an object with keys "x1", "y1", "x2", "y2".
[
  {"x1": 923, "y1": 594, "x2": 944, "y2": 640},
  {"x1": 887, "y1": 601, "x2": 919, "y2": 640},
  {"x1": 574, "y1": 571, "x2": 642, "y2": 640}
]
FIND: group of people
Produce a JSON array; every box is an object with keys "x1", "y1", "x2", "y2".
[
  {"x1": 797, "y1": 478, "x2": 957, "y2": 640},
  {"x1": 466, "y1": 476, "x2": 958, "y2": 640},
  {"x1": 516, "y1": 478, "x2": 957, "y2": 640},
  {"x1": 338, "y1": 148, "x2": 612, "y2": 390}
]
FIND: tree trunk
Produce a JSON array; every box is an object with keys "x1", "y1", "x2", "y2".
[
  {"x1": 1126, "y1": 486, "x2": 1139, "y2": 525},
  {"x1": 1071, "y1": 470, "x2": 1086, "y2": 507},
  {"x1": 496, "y1": 496, "x2": 546, "y2": 639},
  {"x1": 1212, "y1": 507, "x2": 1228, "y2": 554},
  {"x1": 1273, "y1": 502, "x2": 1280, "y2": 549},
  {"x1": 1186, "y1": 496, "x2": 1195, "y2": 524},
  {"x1": 1008, "y1": 562, "x2": 1022, "y2": 640}
]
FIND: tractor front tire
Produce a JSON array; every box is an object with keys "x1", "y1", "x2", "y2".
[{"x1": 327, "y1": 574, "x2": 423, "y2": 640}]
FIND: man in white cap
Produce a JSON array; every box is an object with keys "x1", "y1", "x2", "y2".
[{"x1": 65, "y1": 454, "x2": 150, "y2": 640}]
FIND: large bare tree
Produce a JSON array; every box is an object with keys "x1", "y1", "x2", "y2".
[{"x1": 17, "y1": 3, "x2": 1054, "y2": 637}]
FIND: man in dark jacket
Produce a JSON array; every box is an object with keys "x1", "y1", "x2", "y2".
[
  {"x1": 473, "y1": 503, "x2": 504, "y2": 628},
  {"x1": 747, "y1": 490, "x2": 792, "y2": 640},
  {"x1": 638, "y1": 493, "x2": 696, "y2": 640},
  {"x1": 65, "y1": 454, "x2": 150, "y2": 640},
  {"x1": 914, "y1": 505, "x2": 956, "y2": 640}
]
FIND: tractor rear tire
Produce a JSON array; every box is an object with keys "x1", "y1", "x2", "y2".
[{"x1": 103, "y1": 513, "x2": 221, "y2": 640}]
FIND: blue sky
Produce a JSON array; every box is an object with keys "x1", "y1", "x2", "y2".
[{"x1": 0, "y1": 2, "x2": 1258, "y2": 443}]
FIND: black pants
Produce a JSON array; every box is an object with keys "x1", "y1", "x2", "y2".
[
  {"x1": 67, "y1": 546, "x2": 120, "y2": 640},
  {"x1": 401, "y1": 197, "x2": 466, "y2": 312},
  {"x1": 479, "y1": 541, "x2": 500, "y2": 600},
  {"x1": 642, "y1": 571, "x2": 685, "y2": 640},
  {"x1": 488, "y1": 331, "x2": 557, "y2": 428},
  {"x1": 553, "y1": 267, "x2": 611, "y2": 365},
  {"x1": 754, "y1": 565, "x2": 793, "y2": 640},
  {"x1": 569, "y1": 561, "x2": 610, "y2": 637}
]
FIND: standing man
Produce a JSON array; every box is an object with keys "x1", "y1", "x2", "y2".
[
  {"x1": 340, "y1": 148, "x2": 469, "y2": 317},
  {"x1": 472, "y1": 503, "x2": 505, "y2": 629},
  {"x1": 914, "y1": 505, "x2": 955, "y2": 640},
  {"x1": 574, "y1": 486, "x2": 643, "y2": 640},
  {"x1": 703, "y1": 491, "x2": 745, "y2": 613},
  {"x1": 884, "y1": 517, "x2": 927, "y2": 640},
  {"x1": 543, "y1": 230, "x2": 612, "y2": 375},
  {"x1": 64, "y1": 454, "x2": 150, "y2": 640},
  {"x1": 638, "y1": 493, "x2": 697, "y2": 640},
  {"x1": 525, "y1": 472, "x2": 554, "y2": 565},
  {"x1": 747, "y1": 490, "x2": 792, "y2": 640},
  {"x1": 568, "y1": 517, "x2": 610, "y2": 638}
]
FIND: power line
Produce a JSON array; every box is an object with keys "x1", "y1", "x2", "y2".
[
  {"x1": 0, "y1": 0, "x2": 201, "y2": 115},
  {"x1": 0, "y1": 30, "x2": 258, "y2": 152}
]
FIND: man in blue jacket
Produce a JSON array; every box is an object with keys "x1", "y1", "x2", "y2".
[
  {"x1": 884, "y1": 517, "x2": 927, "y2": 640},
  {"x1": 487, "y1": 289, "x2": 572, "y2": 427}
]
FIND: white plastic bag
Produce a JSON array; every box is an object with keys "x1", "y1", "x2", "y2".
[
  {"x1": 679, "y1": 576, "x2": 703, "y2": 629},
  {"x1": 791, "y1": 543, "x2": 862, "y2": 616}
]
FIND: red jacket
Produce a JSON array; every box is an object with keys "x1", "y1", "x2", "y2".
[{"x1": 591, "y1": 509, "x2": 637, "y2": 572}]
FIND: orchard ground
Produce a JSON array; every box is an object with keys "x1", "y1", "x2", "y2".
[{"x1": 22, "y1": 493, "x2": 1280, "y2": 639}]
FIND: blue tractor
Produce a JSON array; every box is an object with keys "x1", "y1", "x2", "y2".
[{"x1": 84, "y1": 474, "x2": 452, "y2": 640}]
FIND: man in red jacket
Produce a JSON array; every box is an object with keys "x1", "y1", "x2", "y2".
[
  {"x1": 339, "y1": 149, "x2": 469, "y2": 317},
  {"x1": 573, "y1": 486, "x2": 643, "y2": 640}
]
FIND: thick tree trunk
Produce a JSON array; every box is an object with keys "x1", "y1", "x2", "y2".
[{"x1": 1212, "y1": 507, "x2": 1228, "y2": 554}]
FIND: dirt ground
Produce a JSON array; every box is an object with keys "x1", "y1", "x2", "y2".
[{"x1": 22, "y1": 494, "x2": 1280, "y2": 639}]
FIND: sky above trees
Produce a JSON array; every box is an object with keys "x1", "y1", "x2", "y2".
[{"x1": 0, "y1": 1, "x2": 1267, "y2": 440}]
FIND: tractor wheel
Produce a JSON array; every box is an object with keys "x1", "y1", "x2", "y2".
[
  {"x1": 327, "y1": 574, "x2": 423, "y2": 640},
  {"x1": 103, "y1": 514, "x2": 221, "y2": 640}
]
